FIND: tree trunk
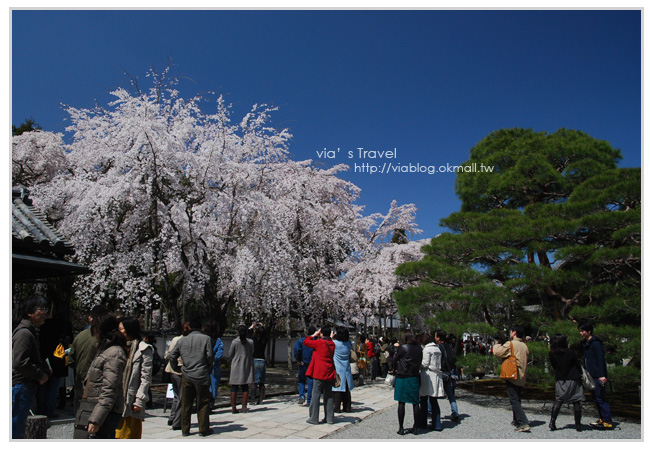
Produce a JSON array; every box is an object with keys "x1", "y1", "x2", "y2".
[
  {"x1": 170, "y1": 300, "x2": 182, "y2": 333},
  {"x1": 286, "y1": 315, "x2": 292, "y2": 372}
]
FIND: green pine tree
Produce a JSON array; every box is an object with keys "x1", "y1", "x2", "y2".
[{"x1": 395, "y1": 128, "x2": 640, "y2": 381}]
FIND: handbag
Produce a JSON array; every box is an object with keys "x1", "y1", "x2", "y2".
[
  {"x1": 581, "y1": 366, "x2": 596, "y2": 391},
  {"x1": 73, "y1": 378, "x2": 97, "y2": 439},
  {"x1": 499, "y1": 341, "x2": 518, "y2": 380},
  {"x1": 385, "y1": 373, "x2": 396, "y2": 387},
  {"x1": 334, "y1": 372, "x2": 342, "y2": 388},
  {"x1": 358, "y1": 356, "x2": 367, "y2": 370}
]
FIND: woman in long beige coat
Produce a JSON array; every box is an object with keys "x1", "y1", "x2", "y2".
[{"x1": 419, "y1": 333, "x2": 445, "y2": 431}]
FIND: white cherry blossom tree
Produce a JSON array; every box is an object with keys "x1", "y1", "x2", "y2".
[
  {"x1": 14, "y1": 68, "x2": 422, "y2": 335},
  {"x1": 12, "y1": 130, "x2": 68, "y2": 187}
]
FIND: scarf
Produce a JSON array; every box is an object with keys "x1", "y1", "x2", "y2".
[{"x1": 122, "y1": 339, "x2": 138, "y2": 398}]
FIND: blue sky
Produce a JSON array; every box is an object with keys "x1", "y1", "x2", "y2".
[{"x1": 11, "y1": 9, "x2": 641, "y2": 239}]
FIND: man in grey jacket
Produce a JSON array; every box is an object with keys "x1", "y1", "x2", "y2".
[
  {"x1": 12, "y1": 297, "x2": 50, "y2": 439},
  {"x1": 169, "y1": 316, "x2": 214, "y2": 437}
]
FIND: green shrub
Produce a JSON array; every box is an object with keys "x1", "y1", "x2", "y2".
[
  {"x1": 525, "y1": 365, "x2": 555, "y2": 391},
  {"x1": 607, "y1": 364, "x2": 641, "y2": 391},
  {"x1": 457, "y1": 353, "x2": 498, "y2": 378},
  {"x1": 526, "y1": 340, "x2": 550, "y2": 366}
]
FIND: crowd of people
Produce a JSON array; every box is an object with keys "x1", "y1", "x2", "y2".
[
  {"x1": 12, "y1": 298, "x2": 158, "y2": 439},
  {"x1": 390, "y1": 329, "x2": 459, "y2": 435},
  {"x1": 12, "y1": 296, "x2": 616, "y2": 439},
  {"x1": 491, "y1": 323, "x2": 615, "y2": 434}
]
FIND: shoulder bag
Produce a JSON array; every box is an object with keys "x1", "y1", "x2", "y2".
[
  {"x1": 73, "y1": 377, "x2": 98, "y2": 439},
  {"x1": 499, "y1": 341, "x2": 518, "y2": 380},
  {"x1": 581, "y1": 366, "x2": 596, "y2": 391}
]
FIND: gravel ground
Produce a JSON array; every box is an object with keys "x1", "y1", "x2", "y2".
[
  {"x1": 46, "y1": 422, "x2": 74, "y2": 440},
  {"x1": 326, "y1": 388, "x2": 641, "y2": 440},
  {"x1": 45, "y1": 385, "x2": 641, "y2": 440}
]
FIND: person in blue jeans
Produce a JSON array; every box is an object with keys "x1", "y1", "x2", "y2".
[
  {"x1": 210, "y1": 336, "x2": 224, "y2": 405},
  {"x1": 579, "y1": 322, "x2": 614, "y2": 430},
  {"x1": 294, "y1": 326, "x2": 315, "y2": 405},
  {"x1": 250, "y1": 322, "x2": 269, "y2": 405},
  {"x1": 12, "y1": 297, "x2": 51, "y2": 439}
]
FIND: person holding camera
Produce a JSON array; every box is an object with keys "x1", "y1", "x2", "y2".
[
  {"x1": 303, "y1": 326, "x2": 336, "y2": 425},
  {"x1": 493, "y1": 326, "x2": 530, "y2": 433}
]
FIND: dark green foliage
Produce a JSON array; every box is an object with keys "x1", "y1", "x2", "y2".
[
  {"x1": 525, "y1": 364, "x2": 555, "y2": 391},
  {"x1": 525, "y1": 340, "x2": 554, "y2": 388},
  {"x1": 607, "y1": 364, "x2": 641, "y2": 391},
  {"x1": 457, "y1": 353, "x2": 497, "y2": 377},
  {"x1": 395, "y1": 128, "x2": 640, "y2": 388},
  {"x1": 12, "y1": 118, "x2": 41, "y2": 136},
  {"x1": 455, "y1": 128, "x2": 621, "y2": 212}
]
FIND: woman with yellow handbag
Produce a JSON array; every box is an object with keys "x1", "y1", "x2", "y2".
[{"x1": 115, "y1": 317, "x2": 153, "y2": 439}]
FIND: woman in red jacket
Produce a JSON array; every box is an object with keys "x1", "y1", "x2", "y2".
[{"x1": 304, "y1": 327, "x2": 336, "y2": 425}]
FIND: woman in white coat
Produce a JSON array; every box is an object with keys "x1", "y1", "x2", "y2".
[
  {"x1": 419, "y1": 333, "x2": 445, "y2": 431},
  {"x1": 115, "y1": 316, "x2": 153, "y2": 439}
]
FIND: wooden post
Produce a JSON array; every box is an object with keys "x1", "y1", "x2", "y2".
[{"x1": 24, "y1": 415, "x2": 48, "y2": 439}]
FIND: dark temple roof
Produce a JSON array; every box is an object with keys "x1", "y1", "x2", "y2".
[
  {"x1": 12, "y1": 188, "x2": 75, "y2": 256},
  {"x1": 12, "y1": 187, "x2": 90, "y2": 282}
]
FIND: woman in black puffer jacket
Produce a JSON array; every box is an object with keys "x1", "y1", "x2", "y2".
[{"x1": 390, "y1": 331, "x2": 423, "y2": 435}]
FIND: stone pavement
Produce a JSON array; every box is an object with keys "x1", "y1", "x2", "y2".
[{"x1": 140, "y1": 381, "x2": 395, "y2": 439}]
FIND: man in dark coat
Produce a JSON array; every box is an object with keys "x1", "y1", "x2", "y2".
[
  {"x1": 579, "y1": 322, "x2": 614, "y2": 429},
  {"x1": 12, "y1": 297, "x2": 50, "y2": 438}
]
